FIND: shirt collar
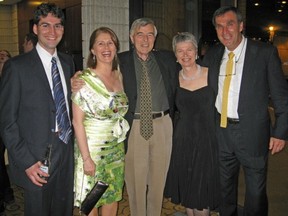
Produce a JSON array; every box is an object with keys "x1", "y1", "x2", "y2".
[
  {"x1": 133, "y1": 49, "x2": 153, "y2": 63},
  {"x1": 36, "y1": 43, "x2": 58, "y2": 64},
  {"x1": 224, "y1": 35, "x2": 246, "y2": 58}
]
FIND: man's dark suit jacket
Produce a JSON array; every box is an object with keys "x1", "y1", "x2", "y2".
[
  {"x1": 0, "y1": 48, "x2": 74, "y2": 191},
  {"x1": 118, "y1": 49, "x2": 178, "y2": 152},
  {"x1": 203, "y1": 38, "x2": 288, "y2": 157}
]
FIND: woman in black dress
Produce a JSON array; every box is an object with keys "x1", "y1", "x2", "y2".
[{"x1": 165, "y1": 32, "x2": 220, "y2": 216}]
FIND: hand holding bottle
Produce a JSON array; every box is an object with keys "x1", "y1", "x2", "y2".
[
  {"x1": 25, "y1": 161, "x2": 49, "y2": 186},
  {"x1": 39, "y1": 144, "x2": 52, "y2": 180},
  {"x1": 25, "y1": 144, "x2": 52, "y2": 186}
]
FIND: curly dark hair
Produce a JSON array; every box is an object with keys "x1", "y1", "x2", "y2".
[{"x1": 33, "y1": 3, "x2": 65, "y2": 25}]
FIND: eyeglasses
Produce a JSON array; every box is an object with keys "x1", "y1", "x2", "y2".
[
  {"x1": 219, "y1": 57, "x2": 236, "y2": 76},
  {"x1": 38, "y1": 23, "x2": 64, "y2": 31},
  {"x1": 219, "y1": 38, "x2": 246, "y2": 77}
]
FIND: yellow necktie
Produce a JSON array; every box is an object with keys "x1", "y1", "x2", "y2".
[{"x1": 220, "y1": 52, "x2": 235, "y2": 128}]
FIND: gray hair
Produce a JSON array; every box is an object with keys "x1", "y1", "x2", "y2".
[
  {"x1": 172, "y1": 32, "x2": 198, "y2": 53},
  {"x1": 212, "y1": 6, "x2": 243, "y2": 27},
  {"x1": 130, "y1": 18, "x2": 158, "y2": 37}
]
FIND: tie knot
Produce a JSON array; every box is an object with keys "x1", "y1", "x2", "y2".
[
  {"x1": 51, "y1": 57, "x2": 57, "y2": 64},
  {"x1": 228, "y1": 52, "x2": 235, "y2": 60}
]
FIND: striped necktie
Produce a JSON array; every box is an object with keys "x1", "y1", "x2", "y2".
[
  {"x1": 220, "y1": 52, "x2": 235, "y2": 128},
  {"x1": 51, "y1": 57, "x2": 72, "y2": 144}
]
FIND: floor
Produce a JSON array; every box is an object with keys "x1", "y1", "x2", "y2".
[
  {"x1": 4, "y1": 183, "x2": 218, "y2": 216},
  {"x1": 3, "y1": 146, "x2": 288, "y2": 216}
]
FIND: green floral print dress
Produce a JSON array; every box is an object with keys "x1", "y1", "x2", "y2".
[{"x1": 73, "y1": 68, "x2": 129, "y2": 208}]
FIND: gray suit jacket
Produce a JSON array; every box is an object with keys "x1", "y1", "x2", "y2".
[
  {"x1": 203, "y1": 38, "x2": 288, "y2": 156},
  {"x1": 0, "y1": 48, "x2": 74, "y2": 190}
]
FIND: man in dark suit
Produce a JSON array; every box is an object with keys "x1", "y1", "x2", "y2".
[
  {"x1": 203, "y1": 6, "x2": 288, "y2": 216},
  {"x1": 119, "y1": 18, "x2": 178, "y2": 215},
  {"x1": 0, "y1": 50, "x2": 14, "y2": 216},
  {"x1": 0, "y1": 3, "x2": 74, "y2": 216}
]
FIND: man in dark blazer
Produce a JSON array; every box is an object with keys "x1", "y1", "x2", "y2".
[
  {"x1": 0, "y1": 50, "x2": 14, "y2": 216},
  {"x1": 203, "y1": 6, "x2": 288, "y2": 216},
  {"x1": 119, "y1": 18, "x2": 178, "y2": 216},
  {"x1": 0, "y1": 3, "x2": 74, "y2": 216}
]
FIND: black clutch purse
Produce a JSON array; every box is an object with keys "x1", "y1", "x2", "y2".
[{"x1": 80, "y1": 181, "x2": 109, "y2": 215}]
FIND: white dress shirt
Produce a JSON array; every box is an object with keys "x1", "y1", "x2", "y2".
[
  {"x1": 216, "y1": 36, "x2": 247, "y2": 118},
  {"x1": 36, "y1": 43, "x2": 70, "y2": 130}
]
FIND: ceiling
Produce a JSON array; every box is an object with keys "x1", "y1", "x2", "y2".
[
  {"x1": 0, "y1": 0, "x2": 22, "y2": 5},
  {"x1": 246, "y1": 0, "x2": 288, "y2": 41}
]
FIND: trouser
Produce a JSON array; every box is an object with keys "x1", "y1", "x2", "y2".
[
  {"x1": 24, "y1": 136, "x2": 74, "y2": 216},
  {"x1": 125, "y1": 114, "x2": 173, "y2": 216},
  {"x1": 217, "y1": 122, "x2": 268, "y2": 216},
  {"x1": 0, "y1": 137, "x2": 13, "y2": 203}
]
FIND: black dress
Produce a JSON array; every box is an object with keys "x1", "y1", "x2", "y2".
[{"x1": 165, "y1": 86, "x2": 220, "y2": 210}]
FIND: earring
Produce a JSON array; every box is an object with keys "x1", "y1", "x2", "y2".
[{"x1": 93, "y1": 55, "x2": 95, "y2": 62}]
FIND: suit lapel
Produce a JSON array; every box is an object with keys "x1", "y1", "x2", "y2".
[
  {"x1": 30, "y1": 49, "x2": 54, "y2": 99},
  {"x1": 58, "y1": 53, "x2": 72, "y2": 99},
  {"x1": 238, "y1": 39, "x2": 258, "y2": 110},
  {"x1": 210, "y1": 46, "x2": 224, "y2": 93},
  {"x1": 122, "y1": 51, "x2": 137, "y2": 99}
]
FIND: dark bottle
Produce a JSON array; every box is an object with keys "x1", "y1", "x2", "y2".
[{"x1": 39, "y1": 144, "x2": 52, "y2": 180}]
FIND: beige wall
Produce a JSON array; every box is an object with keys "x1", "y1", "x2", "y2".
[
  {"x1": 0, "y1": 5, "x2": 18, "y2": 57},
  {"x1": 81, "y1": 0, "x2": 129, "y2": 67},
  {"x1": 144, "y1": 0, "x2": 185, "y2": 51},
  {"x1": 1, "y1": 0, "x2": 130, "y2": 70}
]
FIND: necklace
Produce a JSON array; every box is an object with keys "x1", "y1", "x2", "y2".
[{"x1": 180, "y1": 65, "x2": 201, "y2": 81}]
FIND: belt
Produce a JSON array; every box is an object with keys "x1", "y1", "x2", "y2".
[
  {"x1": 134, "y1": 109, "x2": 169, "y2": 119},
  {"x1": 217, "y1": 113, "x2": 240, "y2": 124},
  {"x1": 227, "y1": 117, "x2": 240, "y2": 124}
]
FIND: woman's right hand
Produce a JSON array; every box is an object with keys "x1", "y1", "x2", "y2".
[{"x1": 83, "y1": 157, "x2": 96, "y2": 176}]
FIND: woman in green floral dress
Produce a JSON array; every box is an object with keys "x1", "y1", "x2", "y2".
[{"x1": 72, "y1": 27, "x2": 129, "y2": 216}]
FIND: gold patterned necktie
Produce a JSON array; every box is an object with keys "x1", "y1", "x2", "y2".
[
  {"x1": 220, "y1": 52, "x2": 235, "y2": 128},
  {"x1": 139, "y1": 59, "x2": 153, "y2": 140}
]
